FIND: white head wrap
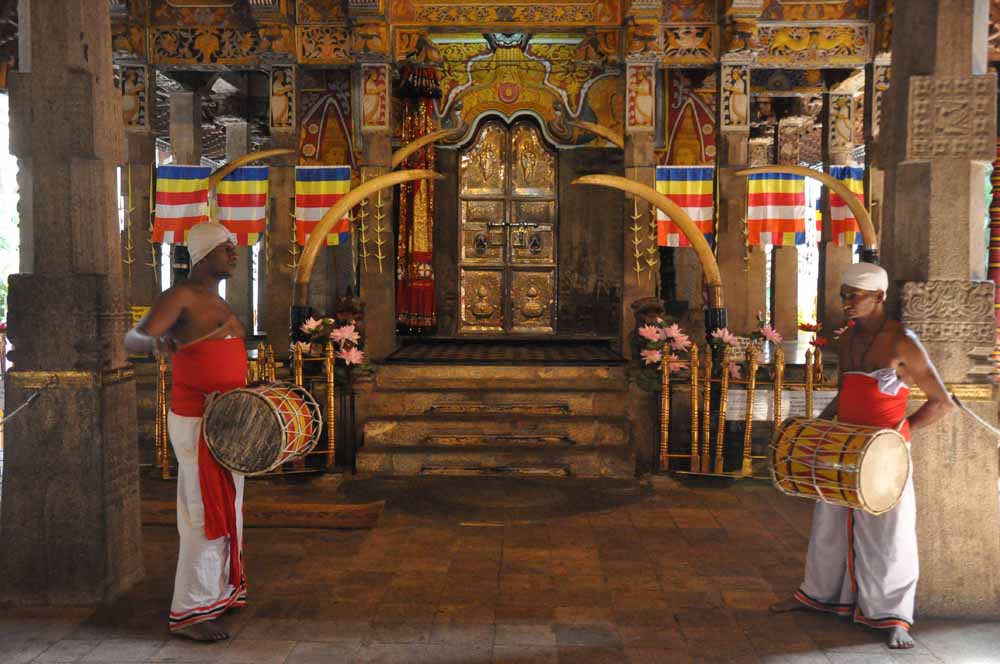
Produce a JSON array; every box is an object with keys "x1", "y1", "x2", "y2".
[
  {"x1": 186, "y1": 222, "x2": 235, "y2": 267},
  {"x1": 841, "y1": 262, "x2": 889, "y2": 292}
]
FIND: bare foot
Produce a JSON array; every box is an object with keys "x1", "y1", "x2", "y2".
[
  {"x1": 172, "y1": 621, "x2": 229, "y2": 642},
  {"x1": 770, "y1": 596, "x2": 806, "y2": 613},
  {"x1": 887, "y1": 626, "x2": 914, "y2": 649}
]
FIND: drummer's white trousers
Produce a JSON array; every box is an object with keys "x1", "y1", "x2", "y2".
[
  {"x1": 795, "y1": 475, "x2": 918, "y2": 630},
  {"x1": 166, "y1": 412, "x2": 246, "y2": 632}
]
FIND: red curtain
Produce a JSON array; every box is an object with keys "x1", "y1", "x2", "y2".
[{"x1": 396, "y1": 66, "x2": 439, "y2": 333}]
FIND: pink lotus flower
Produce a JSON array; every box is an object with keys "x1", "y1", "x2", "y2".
[
  {"x1": 300, "y1": 317, "x2": 322, "y2": 334},
  {"x1": 833, "y1": 325, "x2": 850, "y2": 340},
  {"x1": 729, "y1": 362, "x2": 743, "y2": 380},
  {"x1": 337, "y1": 346, "x2": 366, "y2": 365},
  {"x1": 666, "y1": 353, "x2": 686, "y2": 374},
  {"x1": 711, "y1": 327, "x2": 737, "y2": 345},
  {"x1": 760, "y1": 324, "x2": 783, "y2": 344},
  {"x1": 640, "y1": 349, "x2": 663, "y2": 365},
  {"x1": 669, "y1": 334, "x2": 692, "y2": 352},
  {"x1": 292, "y1": 341, "x2": 312, "y2": 354},
  {"x1": 330, "y1": 323, "x2": 361, "y2": 346},
  {"x1": 638, "y1": 324, "x2": 662, "y2": 342}
]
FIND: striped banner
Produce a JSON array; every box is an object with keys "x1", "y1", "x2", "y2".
[
  {"x1": 746, "y1": 172, "x2": 806, "y2": 246},
  {"x1": 152, "y1": 165, "x2": 210, "y2": 244},
  {"x1": 218, "y1": 166, "x2": 269, "y2": 246},
  {"x1": 655, "y1": 166, "x2": 714, "y2": 247},
  {"x1": 294, "y1": 166, "x2": 351, "y2": 247},
  {"x1": 829, "y1": 165, "x2": 865, "y2": 246}
]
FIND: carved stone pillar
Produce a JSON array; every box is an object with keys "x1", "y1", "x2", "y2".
[
  {"x1": 122, "y1": 65, "x2": 158, "y2": 310},
  {"x1": 880, "y1": 0, "x2": 1000, "y2": 618},
  {"x1": 1, "y1": 0, "x2": 142, "y2": 604}
]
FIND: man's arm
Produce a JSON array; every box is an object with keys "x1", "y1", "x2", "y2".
[
  {"x1": 124, "y1": 287, "x2": 187, "y2": 356},
  {"x1": 899, "y1": 331, "x2": 955, "y2": 431}
]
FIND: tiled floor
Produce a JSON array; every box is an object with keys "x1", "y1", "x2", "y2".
[{"x1": 2, "y1": 474, "x2": 998, "y2": 663}]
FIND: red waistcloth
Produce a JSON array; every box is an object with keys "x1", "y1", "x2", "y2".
[
  {"x1": 170, "y1": 337, "x2": 248, "y2": 586},
  {"x1": 839, "y1": 372, "x2": 911, "y2": 442}
]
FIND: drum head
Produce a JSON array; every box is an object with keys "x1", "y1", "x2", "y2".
[
  {"x1": 857, "y1": 430, "x2": 910, "y2": 515},
  {"x1": 204, "y1": 390, "x2": 284, "y2": 474}
]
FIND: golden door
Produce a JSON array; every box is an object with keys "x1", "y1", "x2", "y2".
[{"x1": 458, "y1": 118, "x2": 557, "y2": 334}]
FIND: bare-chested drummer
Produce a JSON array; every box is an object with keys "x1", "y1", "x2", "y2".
[
  {"x1": 770, "y1": 262, "x2": 954, "y2": 649},
  {"x1": 125, "y1": 222, "x2": 248, "y2": 642}
]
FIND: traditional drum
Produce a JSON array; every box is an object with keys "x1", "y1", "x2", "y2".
[
  {"x1": 204, "y1": 382, "x2": 323, "y2": 475},
  {"x1": 770, "y1": 416, "x2": 910, "y2": 516}
]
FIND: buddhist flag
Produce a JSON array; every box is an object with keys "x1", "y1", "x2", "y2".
[
  {"x1": 294, "y1": 166, "x2": 351, "y2": 247},
  {"x1": 829, "y1": 165, "x2": 865, "y2": 246},
  {"x1": 217, "y1": 166, "x2": 269, "y2": 246},
  {"x1": 655, "y1": 166, "x2": 714, "y2": 247},
  {"x1": 152, "y1": 165, "x2": 210, "y2": 244},
  {"x1": 746, "y1": 172, "x2": 806, "y2": 246}
]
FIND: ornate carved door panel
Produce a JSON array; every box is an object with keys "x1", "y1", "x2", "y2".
[{"x1": 458, "y1": 119, "x2": 557, "y2": 334}]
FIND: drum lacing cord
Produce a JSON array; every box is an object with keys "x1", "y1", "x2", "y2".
[{"x1": 0, "y1": 375, "x2": 59, "y2": 426}]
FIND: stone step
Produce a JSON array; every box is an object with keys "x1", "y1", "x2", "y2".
[
  {"x1": 372, "y1": 363, "x2": 626, "y2": 391},
  {"x1": 356, "y1": 444, "x2": 635, "y2": 478},
  {"x1": 363, "y1": 415, "x2": 629, "y2": 447},
  {"x1": 361, "y1": 389, "x2": 627, "y2": 419}
]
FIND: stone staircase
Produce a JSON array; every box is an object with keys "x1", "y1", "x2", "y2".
[{"x1": 355, "y1": 362, "x2": 634, "y2": 477}]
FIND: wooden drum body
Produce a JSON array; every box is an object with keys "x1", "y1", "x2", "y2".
[
  {"x1": 204, "y1": 382, "x2": 323, "y2": 475},
  {"x1": 770, "y1": 416, "x2": 910, "y2": 515}
]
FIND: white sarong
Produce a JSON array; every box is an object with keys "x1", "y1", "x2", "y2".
[
  {"x1": 167, "y1": 412, "x2": 246, "y2": 632},
  {"x1": 795, "y1": 475, "x2": 918, "y2": 630}
]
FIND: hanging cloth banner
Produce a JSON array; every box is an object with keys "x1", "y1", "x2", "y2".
[
  {"x1": 294, "y1": 166, "x2": 351, "y2": 247},
  {"x1": 217, "y1": 166, "x2": 269, "y2": 246},
  {"x1": 746, "y1": 172, "x2": 806, "y2": 246},
  {"x1": 829, "y1": 165, "x2": 865, "y2": 247},
  {"x1": 654, "y1": 166, "x2": 715, "y2": 247},
  {"x1": 152, "y1": 165, "x2": 210, "y2": 244}
]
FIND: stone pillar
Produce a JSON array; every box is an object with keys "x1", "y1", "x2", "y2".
[
  {"x1": 360, "y1": 134, "x2": 395, "y2": 360},
  {"x1": 822, "y1": 91, "x2": 855, "y2": 332},
  {"x1": 260, "y1": 131, "x2": 297, "y2": 354},
  {"x1": 0, "y1": 0, "x2": 143, "y2": 604},
  {"x1": 124, "y1": 133, "x2": 158, "y2": 309},
  {"x1": 223, "y1": 121, "x2": 253, "y2": 328},
  {"x1": 881, "y1": 0, "x2": 1000, "y2": 618},
  {"x1": 771, "y1": 119, "x2": 801, "y2": 339},
  {"x1": 716, "y1": 130, "x2": 766, "y2": 335},
  {"x1": 167, "y1": 91, "x2": 202, "y2": 284}
]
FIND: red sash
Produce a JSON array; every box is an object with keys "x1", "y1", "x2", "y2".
[
  {"x1": 839, "y1": 372, "x2": 911, "y2": 442},
  {"x1": 170, "y1": 337, "x2": 248, "y2": 587}
]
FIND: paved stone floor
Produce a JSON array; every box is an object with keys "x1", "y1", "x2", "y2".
[{"x1": 2, "y1": 474, "x2": 999, "y2": 663}]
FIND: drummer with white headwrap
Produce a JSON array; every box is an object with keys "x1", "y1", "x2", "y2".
[
  {"x1": 125, "y1": 222, "x2": 248, "y2": 642},
  {"x1": 770, "y1": 262, "x2": 954, "y2": 650}
]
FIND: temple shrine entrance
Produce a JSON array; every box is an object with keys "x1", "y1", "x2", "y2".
[{"x1": 457, "y1": 118, "x2": 558, "y2": 335}]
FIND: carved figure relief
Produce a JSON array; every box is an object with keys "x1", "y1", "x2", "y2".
[
  {"x1": 626, "y1": 21, "x2": 660, "y2": 59},
  {"x1": 297, "y1": 0, "x2": 348, "y2": 23},
  {"x1": 906, "y1": 75, "x2": 997, "y2": 161},
  {"x1": 511, "y1": 272, "x2": 554, "y2": 332},
  {"x1": 361, "y1": 64, "x2": 390, "y2": 131},
  {"x1": 720, "y1": 64, "x2": 749, "y2": 131},
  {"x1": 460, "y1": 271, "x2": 503, "y2": 332},
  {"x1": 756, "y1": 24, "x2": 869, "y2": 66},
  {"x1": 871, "y1": 62, "x2": 890, "y2": 140},
  {"x1": 270, "y1": 66, "x2": 295, "y2": 129},
  {"x1": 119, "y1": 65, "x2": 148, "y2": 128},
  {"x1": 352, "y1": 21, "x2": 390, "y2": 57},
  {"x1": 763, "y1": 0, "x2": 870, "y2": 21},
  {"x1": 627, "y1": 63, "x2": 656, "y2": 132},
  {"x1": 664, "y1": 0, "x2": 715, "y2": 21},
  {"x1": 662, "y1": 25, "x2": 715, "y2": 64},
  {"x1": 828, "y1": 93, "x2": 854, "y2": 156}
]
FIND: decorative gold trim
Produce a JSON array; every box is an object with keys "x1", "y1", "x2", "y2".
[
  {"x1": 6, "y1": 367, "x2": 136, "y2": 389},
  {"x1": 911, "y1": 384, "x2": 994, "y2": 402}
]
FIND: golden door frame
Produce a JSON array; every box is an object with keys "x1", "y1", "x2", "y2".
[{"x1": 457, "y1": 116, "x2": 559, "y2": 335}]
